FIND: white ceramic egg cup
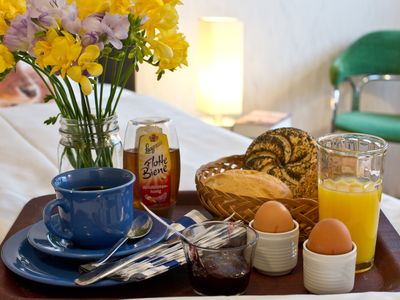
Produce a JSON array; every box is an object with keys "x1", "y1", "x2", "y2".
[
  {"x1": 303, "y1": 240, "x2": 357, "y2": 294},
  {"x1": 249, "y1": 220, "x2": 299, "y2": 276}
]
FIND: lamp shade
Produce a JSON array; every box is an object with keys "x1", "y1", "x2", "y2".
[{"x1": 196, "y1": 17, "x2": 243, "y2": 116}]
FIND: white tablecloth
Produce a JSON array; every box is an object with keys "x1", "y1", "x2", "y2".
[
  {"x1": 0, "y1": 88, "x2": 399, "y2": 299},
  {"x1": 134, "y1": 294, "x2": 399, "y2": 300}
]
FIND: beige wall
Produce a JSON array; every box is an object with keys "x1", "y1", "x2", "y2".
[{"x1": 135, "y1": 0, "x2": 400, "y2": 137}]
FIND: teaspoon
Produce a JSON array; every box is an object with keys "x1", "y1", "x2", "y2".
[{"x1": 87, "y1": 214, "x2": 153, "y2": 269}]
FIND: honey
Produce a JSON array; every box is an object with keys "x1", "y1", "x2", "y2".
[{"x1": 123, "y1": 148, "x2": 180, "y2": 218}]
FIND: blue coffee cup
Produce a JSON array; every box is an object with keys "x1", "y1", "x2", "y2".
[{"x1": 43, "y1": 167, "x2": 135, "y2": 249}]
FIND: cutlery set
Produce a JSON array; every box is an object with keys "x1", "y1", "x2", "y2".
[{"x1": 76, "y1": 209, "x2": 239, "y2": 286}]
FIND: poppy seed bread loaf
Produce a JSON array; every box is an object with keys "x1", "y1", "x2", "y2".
[{"x1": 244, "y1": 127, "x2": 317, "y2": 195}]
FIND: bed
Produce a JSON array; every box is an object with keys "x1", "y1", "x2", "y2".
[
  {"x1": 0, "y1": 86, "x2": 253, "y2": 241},
  {"x1": 1, "y1": 88, "x2": 400, "y2": 299}
]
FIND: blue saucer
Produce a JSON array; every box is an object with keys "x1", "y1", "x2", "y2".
[
  {"x1": 27, "y1": 210, "x2": 168, "y2": 260},
  {"x1": 1, "y1": 226, "x2": 124, "y2": 287}
]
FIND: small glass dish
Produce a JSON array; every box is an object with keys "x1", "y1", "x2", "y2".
[{"x1": 181, "y1": 221, "x2": 258, "y2": 296}]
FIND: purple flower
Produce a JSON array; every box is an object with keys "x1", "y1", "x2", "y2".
[
  {"x1": 81, "y1": 13, "x2": 129, "y2": 50},
  {"x1": 28, "y1": 0, "x2": 80, "y2": 32},
  {"x1": 34, "y1": 12, "x2": 50, "y2": 27},
  {"x1": 29, "y1": 0, "x2": 66, "y2": 18},
  {"x1": 61, "y1": 3, "x2": 81, "y2": 34},
  {"x1": 29, "y1": 0, "x2": 60, "y2": 27},
  {"x1": 4, "y1": 13, "x2": 39, "y2": 54},
  {"x1": 82, "y1": 31, "x2": 100, "y2": 46}
]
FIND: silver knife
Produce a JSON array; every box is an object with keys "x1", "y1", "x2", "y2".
[{"x1": 74, "y1": 236, "x2": 180, "y2": 286}]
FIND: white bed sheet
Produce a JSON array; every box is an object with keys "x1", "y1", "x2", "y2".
[
  {"x1": 0, "y1": 88, "x2": 251, "y2": 241},
  {"x1": 0, "y1": 88, "x2": 399, "y2": 299}
]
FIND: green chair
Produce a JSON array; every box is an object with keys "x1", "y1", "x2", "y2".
[{"x1": 330, "y1": 30, "x2": 400, "y2": 142}]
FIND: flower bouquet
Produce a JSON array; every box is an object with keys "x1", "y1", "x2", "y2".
[{"x1": 0, "y1": 0, "x2": 188, "y2": 171}]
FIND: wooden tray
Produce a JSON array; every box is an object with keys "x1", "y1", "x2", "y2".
[{"x1": 1, "y1": 192, "x2": 400, "y2": 299}]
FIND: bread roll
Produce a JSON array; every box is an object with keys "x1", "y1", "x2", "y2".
[
  {"x1": 244, "y1": 127, "x2": 317, "y2": 194},
  {"x1": 294, "y1": 167, "x2": 318, "y2": 199},
  {"x1": 204, "y1": 169, "x2": 293, "y2": 199}
]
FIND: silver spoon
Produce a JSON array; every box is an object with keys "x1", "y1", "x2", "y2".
[
  {"x1": 140, "y1": 202, "x2": 191, "y2": 244},
  {"x1": 88, "y1": 214, "x2": 153, "y2": 268}
]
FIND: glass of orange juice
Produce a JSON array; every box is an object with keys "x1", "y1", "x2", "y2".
[{"x1": 317, "y1": 133, "x2": 387, "y2": 273}]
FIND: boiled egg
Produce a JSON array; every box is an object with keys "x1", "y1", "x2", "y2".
[
  {"x1": 253, "y1": 201, "x2": 294, "y2": 233},
  {"x1": 307, "y1": 218, "x2": 352, "y2": 255}
]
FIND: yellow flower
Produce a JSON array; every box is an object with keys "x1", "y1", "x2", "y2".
[
  {"x1": 0, "y1": 0, "x2": 26, "y2": 35},
  {"x1": 148, "y1": 31, "x2": 188, "y2": 72},
  {"x1": 142, "y1": 4, "x2": 178, "y2": 38},
  {"x1": 133, "y1": 0, "x2": 181, "y2": 19},
  {"x1": 132, "y1": 0, "x2": 163, "y2": 17},
  {"x1": 0, "y1": 18, "x2": 8, "y2": 36},
  {"x1": 68, "y1": 0, "x2": 110, "y2": 19},
  {"x1": 67, "y1": 45, "x2": 103, "y2": 95},
  {"x1": 34, "y1": 28, "x2": 82, "y2": 77},
  {"x1": 163, "y1": 0, "x2": 181, "y2": 6},
  {"x1": 0, "y1": 44, "x2": 15, "y2": 73},
  {"x1": 132, "y1": 0, "x2": 183, "y2": 40},
  {"x1": 110, "y1": 0, "x2": 133, "y2": 15}
]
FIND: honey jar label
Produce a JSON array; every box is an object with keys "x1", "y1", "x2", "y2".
[{"x1": 138, "y1": 132, "x2": 171, "y2": 206}]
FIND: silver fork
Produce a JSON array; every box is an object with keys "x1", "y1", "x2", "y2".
[
  {"x1": 117, "y1": 248, "x2": 184, "y2": 278},
  {"x1": 75, "y1": 234, "x2": 181, "y2": 285},
  {"x1": 117, "y1": 251, "x2": 186, "y2": 281},
  {"x1": 113, "y1": 242, "x2": 183, "y2": 276}
]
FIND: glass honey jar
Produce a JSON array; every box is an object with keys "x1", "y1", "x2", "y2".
[{"x1": 123, "y1": 117, "x2": 180, "y2": 218}]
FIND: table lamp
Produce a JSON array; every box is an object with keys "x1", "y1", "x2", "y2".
[{"x1": 196, "y1": 17, "x2": 244, "y2": 127}]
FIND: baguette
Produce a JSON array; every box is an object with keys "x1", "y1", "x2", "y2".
[{"x1": 204, "y1": 169, "x2": 293, "y2": 199}]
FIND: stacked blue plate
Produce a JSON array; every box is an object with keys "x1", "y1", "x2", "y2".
[{"x1": 1, "y1": 210, "x2": 168, "y2": 287}]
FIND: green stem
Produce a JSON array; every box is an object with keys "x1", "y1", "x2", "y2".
[
  {"x1": 105, "y1": 51, "x2": 128, "y2": 116},
  {"x1": 79, "y1": 89, "x2": 95, "y2": 166},
  {"x1": 30, "y1": 66, "x2": 61, "y2": 107},
  {"x1": 50, "y1": 76, "x2": 76, "y2": 118},
  {"x1": 84, "y1": 94, "x2": 92, "y2": 117},
  {"x1": 112, "y1": 58, "x2": 136, "y2": 115},
  {"x1": 100, "y1": 55, "x2": 109, "y2": 116},
  {"x1": 20, "y1": 58, "x2": 70, "y2": 117},
  {"x1": 103, "y1": 58, "x2": 118, "y2": 117},
  {"x1": 16, "y1": 53, "x2": 119, "y2": 169},
  {"x1": 63, "y1": 77, "x2": 82, "y2": 120},
  {"x1": 94, "y1": 80, "x2": 99, "y2": 118},
  {"x1": 29, "y1": 63, "x2": 75, "y2": 119}
]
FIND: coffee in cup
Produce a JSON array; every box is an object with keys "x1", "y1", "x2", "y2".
[{"x1": 43, "y1": 167, "x2": 135, "y2": 249}]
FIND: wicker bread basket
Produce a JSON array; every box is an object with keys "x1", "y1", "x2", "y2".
[{"x1": 195, "y1": 155, "x2": 318, "y2": 242}]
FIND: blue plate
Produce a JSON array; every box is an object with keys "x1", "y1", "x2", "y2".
[
  {"x1": 27, "y1": 210, "x2": 168, "y2": 260},
  {"x1": 1, "y1": 226, "x2": 126, "y2": 287}
]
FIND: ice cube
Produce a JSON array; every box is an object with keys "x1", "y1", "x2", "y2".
[
  {"x1": 348, "y1": 182, "x2": 363, "y2": 193},
  {"x1": 363, "y1": 181, "x2": 376, "y2": 192},
  {"x1": 335, "y1": 180, "x2": 350, "y2": 192},
  {"x1": 322, "y1": 179, "x2": 336, "y2": 190},
  {"x1": 343, "y1": 176, "x2": 357, "y2": 184}
]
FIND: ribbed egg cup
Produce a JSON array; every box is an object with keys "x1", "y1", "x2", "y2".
[
  {"x1": 249, "y1": 220, "x2": 299, "y2": 276},
  {"x1": 303, "y1": 240, "x2": 357, "y2": 294}
]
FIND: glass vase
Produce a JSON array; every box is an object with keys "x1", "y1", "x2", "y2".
[{"x1": 58, "y1": 115, "x2": 123, "y2": 173}]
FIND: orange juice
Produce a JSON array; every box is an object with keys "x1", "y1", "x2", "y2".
[{"x1": 318, "y1": 177, "x2": 381, "y2": 272}]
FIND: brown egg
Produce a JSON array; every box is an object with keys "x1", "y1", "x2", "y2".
[
  {"x1": 253, "y1": 201, "x2": 294, "y2": 233},
  {"x1": 307, "y1": 219, "x2": 353, "y2": 255}
]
